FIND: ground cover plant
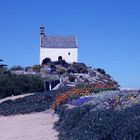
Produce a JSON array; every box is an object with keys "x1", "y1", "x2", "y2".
[
  {"x1": 0, "y1": 86, "x2": 71, "y2": 116},
  {"x1": 55, "y1": 102, "x2": 140, "y2": 140}
]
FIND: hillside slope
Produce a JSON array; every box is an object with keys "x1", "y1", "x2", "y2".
[
  {"x1": 55, "y1": 90, "x2": 140, "y2": 140},
  {"x1": 11, "y1": 61, "x2": 120, "y2": 89}
]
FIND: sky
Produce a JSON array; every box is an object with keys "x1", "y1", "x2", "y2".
[{"x1": 0, "y1": 0, "x2": 140, "y2": 88}]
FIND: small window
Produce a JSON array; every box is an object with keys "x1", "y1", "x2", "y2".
[{"x1": 68, "y1": 52, "x2": 70, "y2": 55}]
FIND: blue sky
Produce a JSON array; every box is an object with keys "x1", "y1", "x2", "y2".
[{"x1": 0, "y1": 0, "x2": 140, "y2": 88}]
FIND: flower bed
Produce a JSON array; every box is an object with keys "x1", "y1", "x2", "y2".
[
  {"x1": 51, "y1": 87, "x2": 91, "y2": 109},
  {"x1": 51, "y1": 83, "x2": 118, "y2": 109}
]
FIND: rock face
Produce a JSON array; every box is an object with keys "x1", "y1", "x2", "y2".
[
  {"x1": 11, "y1": 61, "x2": 120, "y2": 89},
  {"x1": 40, "y1": 62, "x2": 119, "y2": 89}
]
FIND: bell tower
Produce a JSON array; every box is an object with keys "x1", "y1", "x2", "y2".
[
  {"x1": 40, "y1": 24, "x2": 45, "y2": 37},
  {"x1": 40, "y1": 25, "x2": 45, "y2": 48}
]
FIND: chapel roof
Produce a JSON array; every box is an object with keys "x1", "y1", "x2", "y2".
[{"x1": 41, "y1": 35, "x2": 78, "y2": 48}]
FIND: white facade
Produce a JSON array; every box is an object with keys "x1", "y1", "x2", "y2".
[
  {"x1": 40, "y1": 47, "x2": 78, "y2": 64},
  {"x1": 39, "y1": 25, "x2": 78, "y2": 64}
]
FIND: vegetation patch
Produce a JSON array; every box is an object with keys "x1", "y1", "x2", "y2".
[
  {"x1": 55, "y1": 103, "x2": 140, "y2": 140},
  {"x1": 0, "y1": 73, "x2": 44, "y2": 99},
  {"x1": 0, "y1": 87, "x2": 70, "y2": 116},
  {"x1": 51, "y1": 83, "x2": 118, "y2": 109}
]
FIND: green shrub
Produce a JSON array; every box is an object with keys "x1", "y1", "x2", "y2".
[
  {"x1": 72, "y1": 62, "x2": 88, "y2": 73},
  {"x1": 32, "y1": 65, "x2": 42, "y2": 72},
  {"x1": 67, "y1": 68, "x2": 75, "y2": 74},
  {"x1": 0, "y1": 60, "x2": 8, "y2": 74},
  {"x1": 25, "y1": 66, "x2": 32, "y2": 72},
  {"x1": 52, "y1": 60, "x2": 68, "y2": 68},
  {"x1": 0, "y1": 73, "x2": 44, "y2": 99},
  {"x1": 57, "y1": 67, "x2": 67, "y2": 75},
  {"x1": 68, "y1": 75, "x2": 76, "y2": 82},
  {"x1": 50, "y1": 64, "x2": 57, "y2": 72},
  {"x1": 10, "y1": 65, "x2": 23, "y2": 71},
  {"x1": 97, "y1": 68, "x2": 106, "y2": 75},
  {"x1": 42, "y1": 57, "x2": 51, "y2": 65}
]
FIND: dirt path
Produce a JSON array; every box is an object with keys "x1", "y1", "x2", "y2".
[
  {"x1": 0, "y1": 93, "x2": 34, "y2": 104},
  {"x1": 0, "y1": 109, "x2": 59, "y2": 140}
]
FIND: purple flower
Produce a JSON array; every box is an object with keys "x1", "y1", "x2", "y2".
[{"x1": 69, "y1": 97, "x2": 93, "y2": 106}]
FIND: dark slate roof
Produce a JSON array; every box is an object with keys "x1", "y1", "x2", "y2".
[{"x1": 41, "y1": 36, "x2": 78, "y2": 48}]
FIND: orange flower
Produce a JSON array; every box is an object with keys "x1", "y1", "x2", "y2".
[{"x1": 51, "y1": 83, "x2": 116, "y2": 109}]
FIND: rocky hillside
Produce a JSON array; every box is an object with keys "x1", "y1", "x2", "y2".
[
  {"x1": 0, "y1": 87, "x2": 140, "y2": 139},
  {"x1": 2, "y1": 60, "x2": 140, "y2": 140},
  {"x1": 11, "y1": 59, "x2": 120, "y2": 89}
]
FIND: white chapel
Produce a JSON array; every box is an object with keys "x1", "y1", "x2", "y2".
[{"x1": 40, "y1": 25, "x2": 78, "y2": 64}]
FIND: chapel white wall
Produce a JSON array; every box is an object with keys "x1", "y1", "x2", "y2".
[{"x1": 40, "y1": 48, "x2": 78, "y2": 64}]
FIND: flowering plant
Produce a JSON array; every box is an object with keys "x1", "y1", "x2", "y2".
[{"x1": 51, "y1": 83, "x2": 116, "y2": 109}]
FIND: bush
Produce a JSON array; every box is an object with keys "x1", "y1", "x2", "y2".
[
  {"x1": 0, "y1": 73, "x2": 44, "y2": 99},
  {"x1": 60, "y1": 60, "x2": 68, "y2": 67},
  {"x1": 53, "y1": 60, "x2": 68, "y2": 68},
  {"x1": 57, "y1": 67, "x2": 67, "y2": 75},
  {"x1": 10, "y1": 65, "x2": 23, "y2": 71},
  {"x1": 67, "y1": 68, "x2": 75, "y2": 74},
  {"x1": 53, "y1": 61, "x2": 61, "y2": 65},
  {"x1": 50, "y1": 64, "x2": 57, "y2": 72},
  {"x1": 97, "y1": 68, "x2": 106, "y2": 75},
  {"x1": 0, "y1": 66, "x2": 8, "y2": 74},
  {"x1": 72, "y1": 62, "x2": 88, "y2": 73},
  {"x1": 32, "y1": 65, "x2": 42, "y2": 72},
  {"x1": 68, "y1": 75, "x2": 76, "y2": 82},
  {"x1": 25, "y1": 66, "x2": 32, "y2": 72},
  {"x1": 42, "y1": 57, "x2": 51, "y2": 65}
]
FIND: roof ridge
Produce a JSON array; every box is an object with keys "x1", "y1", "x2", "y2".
[{"x1": 45, "y1": 35, "x2": 76, "y2": 37}]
